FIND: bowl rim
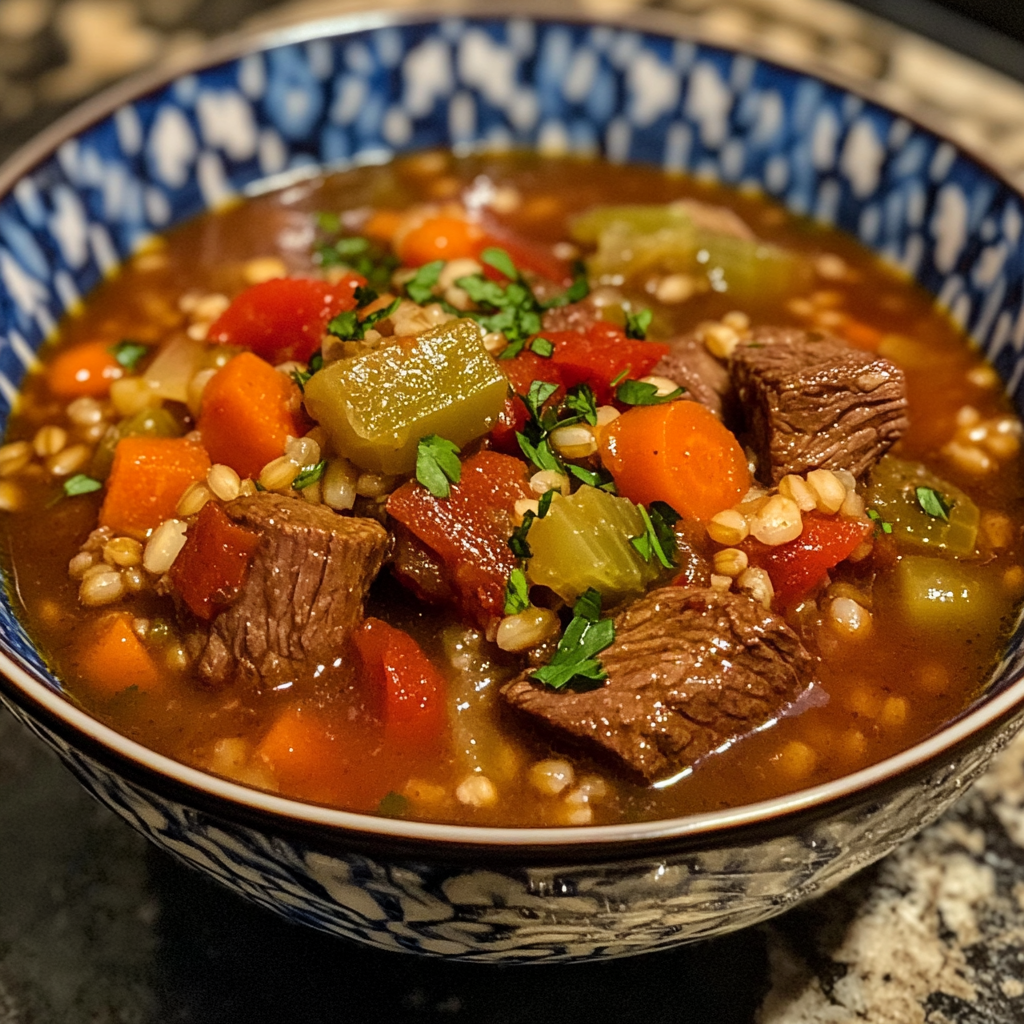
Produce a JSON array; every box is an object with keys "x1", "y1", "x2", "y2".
[{"x1": 2, "y1": 1, "x2": 1024, "y2": 853}]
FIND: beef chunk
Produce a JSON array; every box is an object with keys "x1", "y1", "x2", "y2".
[
  {"x1": 652, "y1": 331, "x2": 733, "y2": 419},
  {"x1": 541, "y1": 296, "x2": 601, "y2": 334},
  {"x1": 196, "y1": 493, "x2": 389, "y2": 689},
  {"x1": 730, "y1": 327, "x2": 908, "y2": 483},
  {"x1": 501, "y1": 587, "x2": 813, "y2": 782}
]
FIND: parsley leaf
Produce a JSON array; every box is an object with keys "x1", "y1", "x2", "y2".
[
  {"x1": 353, "y1": 284, "x2": 379, "y2": 307},
  {"x1": 539, "y1": 260, "x2": 590, "y2": 309},
  {"x1": 377, "y1": 791, "x2": 409, "y2": 818},
  {"x1": 563, "y1": 384, "x2": 598, "y2": 426},
  {"x1": 867, "y1": 507, "x2": 893, "y2": 534},
  {"x1": 498, "y1": 337, "x2": 528, "y2": 361},
  {"x1": 630, "y1": 502, "x2": 679, "y2": 569},
  {"x1": 624, "y1": 308, "x2": 653, "y2": 340},
  {"x1": 416, "y1": 435, "x2": 462, "y2": 498},
  {"x1": 64, "y1": 474, "x2": 102, "y2": 497},
  {"x1": 610, "y1": 366, "x2": 631, "y2": 387},
  {"x1": 405, "y1": 260, "x2": 444, "y2": 304},
  {"x1": 504, "y1": 567, "x2": 530, "y2": 615},
  {"x1": 530, "y1": 336, "x2": 554, "y2": 358},
  {"x1": 292, "y1": 461, "x2": 326, "y2": 490},
  {"x1": 915, "y1": 485, "x2": 952, "y2": 522},
  {"x1": 523, "y1": 380, "x2": 560, "y2": 424},
  {"x1": 326, "y1": 297, "x2": 401, "y2": 342},
  {"x1": 480, "y1": 246, "x2": 517, "y2": 280},
  {"x1": 616, "y1": 379, "x2": 684, "y2": 406},
  {"x1": 313, "y1": 228, "x2": 398, "y2": 292},
  {"x1": 537, "y1": 489, "x2": 554, "y2": 518},
  {"x1": 566, "y1": 464, "x2": 616, "y2": 492},
  {"x1": 454, "y1": 273, "x2": 543, "y2": 343},
  {"x1": 516, "y1": 432, "x2": 562, "y2": 473},
  {"x1": 108, "y1": 340, "x2": 149, "y2": 371},
  {"x1": 509, "y1": 512, "x2": 535, "y2": 559},
  {"x1": 530, "y1": 588, "x2": 615, "y2": 690},
  {"x1": 290, "y1": 351, "x2": 322, "y2": 392}
]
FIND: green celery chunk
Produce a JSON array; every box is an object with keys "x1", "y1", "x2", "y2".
[
  {"x1": 90, "y1": 407, "x2": 182, "y2": 479},
  {"x1": 865, "y1": 456, "x2": 979, "y2": 557},
  {"x1": 894, "y1": 555, "x2": 1001, "y2": 634},
  {"x1": 526, "y1": 486, "x2": 663, "y2": 604},
  {"x1": 569, "y1": 203, "x2": 804, "y2": 301},
  {"x1": 303, "y1": 319, "x2": 508, "y2": 474}
]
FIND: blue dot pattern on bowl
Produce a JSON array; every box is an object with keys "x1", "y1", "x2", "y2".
[{"x1": 3, "y1": 15, "x2": 1024, "y2": 962}]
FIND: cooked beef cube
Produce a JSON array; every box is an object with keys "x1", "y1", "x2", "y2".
[
  {"x1": 672, "y1": 518, "x2": 714, "y2": 589},
  {"x1": 196, "y1": 493, "x2": 389, "y2": 690},
  {"x1": 730, "y1": 327, "x2": 908, "y2": 483},
  {"x1": 652, "y1": 331, "x2": 734, "y2": 419},
  {"x1": 502, "y1": 587, "x2": 813, "y2": 782},
  {"x1": 540, "y1": 296, "x2": 601, "y2": 334}
]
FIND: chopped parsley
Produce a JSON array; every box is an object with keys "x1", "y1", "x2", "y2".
[
  {"x1": 610, "y1": 366, "x2": 631, "y2": 388},
  {"x1": 562, "y1": 384, "x2": 598, "y2": 426},
  {"x1": 530, "y1": 336, "x2": 554, "y2": 358},
  {"x1": 292, "y1": 461, "x2": 326, "y2": 490},
  {"x1": 415, "y1": 434, "x2": 462, "y2": 499},
  {"x1": 531, "y1": 588, "x2": 615, "y2": 690},
  {"x1": 405, "y1": 260, "x2": 444, "y2": 304},
  {"x1": 326, "y1": 296, "x2": 401, "y2": 342},
  {"x1": 630, "y1": 501, "x2": 680, "y2": 569},
  {"x1": 63, "y1": 474, "x2": 102, "y2": 497},
  {"x1": 566, "y1": 464, "x2": 616, "y2": 492},
  {"x1": 866, "y1": 508, "x2": 893, "y2": 534},
  {"x1": 516, "y1": 431, "x2": 562, "y2": 473},
  {"x1": 377, "y1": 791, "x2": 409, "y2": 818},
  {"x1": 624, "y1": 308, "x2": 653, "y2": 340},
  {"x1": 480, "y1": 246, "x2": 517, "y2": 280},
  {"x1": 615, "y1": 379, "x2": 685, "y2": 406},
  {"x1": 915, "y1": 485, "x2": 952, "y2": 522},
  {"x1": 353, "y1": 284, "x2": 379, "y2": 307},
  {"x1": 108, "y1": 340, "x2": 149, "y2": 372},
  {"x1": 503, "y1": 566, "x2": 530, "y2": 615},
  {"x1": 537, "y1": 489, "x2": 554, "y2": 518},
  {"x1": 509, "y1": 512, "x2": 535, "y2": 559},
  {"x1": 290, "y1": 351, "x2": 323, "y2": 391},
  {"x1": 540, "y1": 261, "x2": 590, "y2": 309},
  {"x1": 312, "y1": 221, "x2": 398, "y2": 292}
]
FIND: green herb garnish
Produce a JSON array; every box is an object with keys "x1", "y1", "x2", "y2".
[
  {"x1": 108, "y1": 340, "x2": 149, "y2": 372},
  {"x1": 537, "y1": 489, "x2": 554, "y2": 518},
  {"x1": 63, "y1": 474, "x2": 102, "y2": 497},
  {"x1": 610, "y1": 366, "x2": 631, "y2": 388},
  {"x1": 504, "y1": 566, "x2": 530, "y2": 615},
  {"x1": 915, "y1": 485, "x2": 952, "y2": 522},
  {"x1": 616, "y1": 379, "x2": 684, "y2": 406},
  {"x1": 566, "y1": 464, "x2": 616, "y2": 492},
  {"x1": 326, "y1": 296, "x2": 401, "y2": 342},
  {"x1": 630, "y1": 502, "x2": 679, "y2": 569},
  {"x1": 415, "y1": 434, "x2": 462, "y2": 498},
  {"x1": 509, "y1": 512, "x2": 535, "y2": 559},
  {"x1": 562, "y1": 384, "x2": 598, "y2": 426},
  {"x1": 540, "y1": 261, "x2": 590, "y2": 309},
  {"x1": 530, "y1": 336, "x2": 554, "y2": 358},
  {"x1": 515, "y1": 432, "x2": 562, "y2": 473},
  {"x1": 531, "y1": 588, "x2": 615, "y2": 690},
  {"x1": 867, "y1": 507, "x2": 894, "y2": 534},
  {"x1": 353, "y1": 284, "x2": 379, "y2": 307},
  {"x1": 480, "y1": 246, "x2": 517, "y2": 280},
  {"x1": 624, "y1": 308, "x2": 653, "y2": 340},
  {"x1": 405, "y1": 260, "x2": 444, "y2": 304},
  {"x1": 377, "y1": 791, "x2": 409, "y2": 818},
  {"x1": 292, "y1": 461, "x2": 326, "y2": 490}
]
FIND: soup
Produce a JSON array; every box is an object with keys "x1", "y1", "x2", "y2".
[{"x1": 3, "y1": 151, "x2": 1022, "y2": 827}]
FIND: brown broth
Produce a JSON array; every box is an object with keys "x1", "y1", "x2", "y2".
[{"x1": 4, "y1": 151, "x2": 1024, "y2": 826}]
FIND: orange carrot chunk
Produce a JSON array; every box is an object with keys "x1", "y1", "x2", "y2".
[
  {"x1": 397, "y1": 214, "x2": 486, "y2": 266},
  {"x1": 197, "y1": 352, "x2": 304, "y2": 480},
  {"x1": 77, "y1": 612, "x2": 161, "y2": 698},
  {"x1": 599, "y1": 401, "x2": 750, "y2": 521},
  {"x1": 99, "y1": 436, "x2": 211, "y2": 536},
  {"x1": 47, "y1": 340, "x2": 125, "y2": 398}
]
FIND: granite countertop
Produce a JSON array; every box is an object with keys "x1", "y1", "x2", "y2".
[{"x1": 3, "y1": 1, "x2": 1024, "y2": 1021}]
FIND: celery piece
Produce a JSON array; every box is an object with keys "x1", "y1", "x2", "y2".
[
  {"x1": 894, "y1": 555, "x2": 1001, "y2": 634},
  {"x1": 526, "y1": 486, "x2": 663, "y2": 604},
  {"x1": 865, "y1": 456, "x2": 979, "y2": 557},
  {"x1": 303, "y1": 319, "x2": 508, "y2": 474},
  {"x1": 90, "y1": 407, "x2": 183, "y2": 480},
  {"x1": 570, "y1": 202, "x2": 804, "y2": 301}
]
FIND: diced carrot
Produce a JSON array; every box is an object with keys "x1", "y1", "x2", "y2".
[
  {"x1": 354, "y1": 618, "x2": 448, "y2": 756},
  {"x1": 98, "y1": 436, "x2": 211, "y2": 537},
  {"x1": 841, "y1": 320, "x2": 883, "y2": 352},
  {"x1": 47, "y1": 340, "x2": 125, "y2": 398},
  {"x1": 197, "y1": 352, "x2": 305, "y2": 480},
  {"x1": 77, "y1": 612, "x2": 161, "y2": 698},
  {"x1": 397, "y1": 214, "x2": 486, "y2": 266},
  {"x1": 168, "y1": 501, "x2": 261, "y2": 620},
  {"x1": 599, "y1": 401, "x2": 750, "y2": 521},
  {"x1": 363, "y1": 209, "x2": 405, "y2": 242}
]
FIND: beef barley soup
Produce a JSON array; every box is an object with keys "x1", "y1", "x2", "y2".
[{"x1": 3, "y1": 151, "x2": 1023, "y2": 827}]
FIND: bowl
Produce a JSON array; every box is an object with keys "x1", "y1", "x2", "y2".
[{"x1": 2, "y1": 7, "x2": 1024, "y2": 963}]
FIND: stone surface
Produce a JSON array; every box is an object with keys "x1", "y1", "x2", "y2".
[{"x1": 3, "y1": 0, "x2": 1024, "y2": 1020}]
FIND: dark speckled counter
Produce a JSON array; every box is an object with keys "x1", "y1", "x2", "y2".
[{"x1": 4, "y1": 1, "x2": 1024, "y2": 1021}]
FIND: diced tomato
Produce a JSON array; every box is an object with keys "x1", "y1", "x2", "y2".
[
  {"x1": 745, "y1": 512, "x2": 873, "y2": 606},
  {"x1": 479, "y1": 218, "x2": 573, "y2": 286},
  {"x1": 386, "y1": 451, "x2": 533, "y2": 627},
  {"x1": 207, "y1": 275, "x2": 364, "y2": 364},
  {"x1": 169, "y1": 501, "x2": 261, "y2": 621},
  {"x1": 491, "y1": 351, "x2": 565, "y2": 453},
  {"x1": 354, "y1": 618, "x2": 448, "y2": 756},
  {"x1": 547, "y1": 323, "x2": 670, "y2": 405}
]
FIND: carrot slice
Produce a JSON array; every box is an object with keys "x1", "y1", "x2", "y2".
[
  {"x1": 599, "y1": 401, "x2": 750, "y2": 521},
  {"x1": 77, "y1": 612, "x2": 161, "y2": 698},
  {"x1": 397, "y1": 215, "x2": 486, "y2": 266},
  {"x1": 363, "y1": 209, "x2": 405, "y2": 242},
  {"x1": 197, "y1": 352, "x2": 304, "y2": 480},
  {"x1": 99, "y1": 436, "x2": 211, "y2": 536},
  {"x1": 47, "y1": 340, "x2": 125, "y2": 398}
]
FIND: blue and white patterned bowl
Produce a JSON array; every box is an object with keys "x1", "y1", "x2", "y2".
[{"x1": 2, "y1": 9, "x2": 1024, "y2": 962}]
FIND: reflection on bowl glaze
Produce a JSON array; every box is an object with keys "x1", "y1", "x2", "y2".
[{"x1": 2, "y1": 12, "x2": 1024, "y2": 961}]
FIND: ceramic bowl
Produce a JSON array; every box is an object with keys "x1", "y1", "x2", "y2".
[{"x1": 2, "y1": 9, "x2": 1024, "y2": 964}]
